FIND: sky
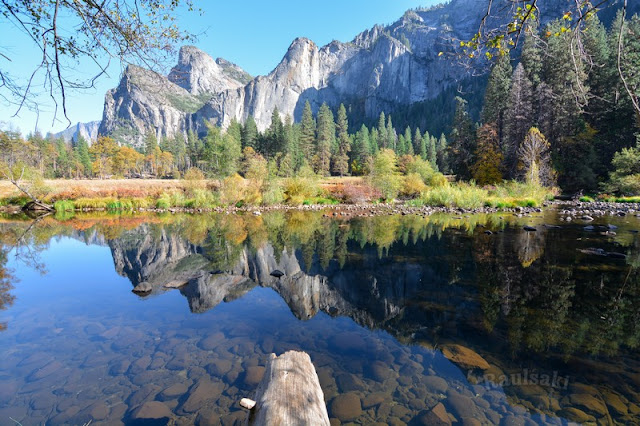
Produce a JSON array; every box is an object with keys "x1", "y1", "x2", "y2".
[{"x1": 0, "y1": 0, "x2": 441, "y2": 136}]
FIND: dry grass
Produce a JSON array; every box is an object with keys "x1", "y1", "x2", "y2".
[
  {"x1": 0, "y1": 179, "x2": 212, "y2": 200},
  {"x1": 1, "y1": 176, "x2": 368, "y2": 207}
]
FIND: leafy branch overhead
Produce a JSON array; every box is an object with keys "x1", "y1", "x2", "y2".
[{"x1": 0, "y1": 0, "x2": 200, "y2": 125}]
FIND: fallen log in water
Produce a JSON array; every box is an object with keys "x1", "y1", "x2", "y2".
[{"x1": 244, "y1": 350, "x2": 330, "y2": 426}]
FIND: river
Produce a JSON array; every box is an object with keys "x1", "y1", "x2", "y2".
[{"x1": 0, "y1": 208, "x2": 638, "y2": 424}]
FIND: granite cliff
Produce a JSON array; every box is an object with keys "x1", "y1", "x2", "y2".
[
  {"x1": 98, "y1": 0, "x2": 628, "y2": 146},
  {"x1": 97, "y1": 0, "x2": 492, "y2": 145}
]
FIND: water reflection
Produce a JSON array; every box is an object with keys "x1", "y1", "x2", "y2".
[{"x1": 0, "y1": 210, "x2": 639, "y2": 424}]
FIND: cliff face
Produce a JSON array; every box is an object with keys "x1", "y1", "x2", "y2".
[
  {"x1": 98, "y1": 0, "x2": 605, "y2": 143},
  {"x1": 98, "y1": 0, "x2": 490, "y2": 143},
  {"x1": 99, "y1": 48, "x2": 251, "y2": 146}
]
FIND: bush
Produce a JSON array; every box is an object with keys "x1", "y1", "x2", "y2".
[
  {"x1": 262, "y1": 179, "x2": 285, "y2": 205},
  {"x1": 283, "y1": 176, "x2": 320, "y2": 205},
  {"x1": 579, "y1": 195, "x2": 594, "y2": 202},
  {"x1": 183, "y1": 167, "x2": 206, "y2": 195},
  {"x1": 185, "y1": 188, "x2": 218, "y2": 208},
  {"x1": 400, "y1": 173, "x2": 427, "y2": 198},
  {"x1": 487, "y1": 181, "x2": 555, "y2": 206},
  {"x1": 613, "y1": 174, "x2": 640, "y2": 196},
  {"x1": 54, "y1": 200, "x2": 75, "y2": 212},
  {"x1": 156, "y1": 194, "x2": 171, "y2": 209},
  {"x1": 184, "y1": 167, "x2": 205, "y2": 181},
  {"x1": 339, "y1": 182, "x2": 381, "y2": 204},
  {"x1": 219, "y1": 174, "x2": 248, "y2": 205},
  {"x1": 370, "y1": 149, "x2": 401, "y2": 201},
  {"x1": 421, "y1": 182, "x2": 488, "y2": 209}
]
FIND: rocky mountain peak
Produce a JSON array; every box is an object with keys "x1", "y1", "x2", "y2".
[{"x1": 168, "y1": 45, "x2": 250, "y2": 96}]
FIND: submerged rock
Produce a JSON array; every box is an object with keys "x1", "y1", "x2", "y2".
[
  {"x1": 330, "y1": 393, "x2": 362, "y2": 422},
  {"x1": 413, "y1": 402, "x2": 452, "y2": 425},
  {"x1": 130, "y1": 401, "x2": 173, "y2": 423},
  {"x1": 440, "y1": 344, "x2": 490, "y2": 371}
]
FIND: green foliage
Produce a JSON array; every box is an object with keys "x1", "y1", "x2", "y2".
[
  {"x1": 472, "y1": 123, "x2": 503, "y2": 185},
  {"x1": 262, "y1": 179, "x2": 285, "y2": 205},
  {"x1": 283, "y1": 176, "x2": 320, "y2": 205},
  {"x1": 185, "y1": 189, "x2": 218, "y2": 208},
  {"x1": 370, "y1": 149, "x2": 401, "y2": 200},
  {"x1": 155, "y1": 194, "x2": 171, "y2": 209},
  {"x1": 421, "y1": 182, "x2": 488, "y2": 209},
  {"x1": 315, "y1": 103, "x2": 335, "y2": 176},
  {"x1": 400, "y1": 173, "x2": 427, "y2": 198},
  {"x1": 202, "y1": 123, "x2": 241, "y2": 177},
  {"x1": 483, "y1": 53, "x2": 512, "y2": 135},
  {"x1": 166, "y1": 93, "x2": 207, "y2": 113},
  {"x1": 54, "y1": 200, "x2": 75, "y2": 212},
  {"x1": 448, "y1": 97, "x2": 476, "y2": 179}
]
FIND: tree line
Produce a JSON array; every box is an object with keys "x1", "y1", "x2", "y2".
[
  {"x1": 453, "y1": 12, "x2": 640, "y2": 192},
  {"x1": 0, "y1": 102, "x2": 451, "y2": 181}
]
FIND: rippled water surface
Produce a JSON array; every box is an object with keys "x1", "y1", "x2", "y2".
[{"x1": 0, "y1": 209, "x2": 639, "y2": 425}]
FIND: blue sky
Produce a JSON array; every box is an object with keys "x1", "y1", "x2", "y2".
[{"x1": 0, "y1": 0, "x2": 440, "y2": 135}]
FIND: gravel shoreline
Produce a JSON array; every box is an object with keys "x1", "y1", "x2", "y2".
[{"x1": 2, "y1": 200, "x2": 640, "y2": 218}]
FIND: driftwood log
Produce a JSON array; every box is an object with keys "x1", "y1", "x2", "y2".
[{"x1": 245, "y1": 351, "x2": 330, "y2": 426}]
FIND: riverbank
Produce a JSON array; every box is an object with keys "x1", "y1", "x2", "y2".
[
  {"x1": 2, "y1": 178, "x2": 639, "y2": 217},
  {"x1": 0, "y1": 177, "x2": 556, "y2": 213}
]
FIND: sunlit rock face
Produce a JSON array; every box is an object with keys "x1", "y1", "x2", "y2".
[
  {"x1": 99, "y1": 47, "x2": 250, "y2": 147},
  {"x1": 98, "y1": 0, "x2": 499, "y2": 141},
  {"x1": 98, "y1": 0, "x2": 637, "y2": 143}
]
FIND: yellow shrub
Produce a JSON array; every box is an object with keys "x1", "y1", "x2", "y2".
[
  {"x1": 219, "y1": 174, "x2": 248, "y2": 205},
  {"x1": 401, "y1": 173, "x2": 427, "y2": 198}
]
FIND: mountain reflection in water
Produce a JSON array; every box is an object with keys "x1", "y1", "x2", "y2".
[{"x1": 0, "y1": 209, "x2": 639, "y2": 425}]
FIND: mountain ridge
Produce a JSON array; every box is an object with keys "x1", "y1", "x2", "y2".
[{"x1": 96, "y1": 0, "x2": 636, "y2": 147}]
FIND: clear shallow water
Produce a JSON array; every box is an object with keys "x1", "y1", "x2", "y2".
[{"x1": 0, "y1": 210, "x2": 639, "y2": 425}]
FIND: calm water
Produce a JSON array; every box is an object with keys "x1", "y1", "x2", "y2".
[{"x1": 0, "y1": 209, "x2": 639, "y2": 425}]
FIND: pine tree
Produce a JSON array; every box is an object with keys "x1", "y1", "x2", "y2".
[
  {"x1": 377, "y1": 112, "x2": 386, "y2": 148},
  {"x1": 521, "y1": 19, "x2": 542, "y2": 88},
  {"x1": 428, "y1": 136, "x2": 438, "y2": 170},
  {"x1": 414, "y1": 128, "x2": 425, "y2": 159},
  {"x1": 144, "y1": 131, "x2": 158, "y2": 156},
  {"x1": 265, "y1": 108, "x2": 285, "y2": 158},
  {"x1": 283, "y1": 116, "x2": 300, "y2": 171},
  {"x1": 397, "y1": 134, "x2": 407, "y2": 156},
  {"x1": 448, "y1": 97, "x2": 476, "y2": 179},
  {"x1": 403, "y1": 127, "x2": 413, "y2": 155},
  {"x1": 483, "y1": 53, "x2": 512, "y2": 143},
  {"x1": 369, "y1": 128, "x2": 379, "y2": 154},
  {"x1": 299, "y1": 101, "x2": 316, "y2": 162},
  {"x1": 242, "y1": 116, "x2": 259, "y2": 150},
  {"x1": 351, "y1": 124, "x2": 371, "y2": 175},
  {"x1": 503, "y1": 63, "x2": 534, "y2": 177},
  {"x1": 315, "y1": 103, "x2": 335, "y2": 176},
  {"x1": 74, "y1": 136, "x2": 92, "y2": 176},
  {"x1": 436, "y1": 133, "x2": 449, "y2": 174},
  {"x1": 203, "y1": 124, "x2": 241, "y2": 177},
  {"x1": 556, "y1": 124, "x2": 597, "y2": 191},
  {"x1": 542, "y1": 20, "x2": 588, "y2": 144},
  {"x1": 333, "y1": 104, "x2": 351, "y2": 176},
  {"x1": 386, "y1": 115, "x2": 396, "y2": 151},
  {"x1": 542, "y1": 20, "x2": 590, "y2": 181},
  {"x1": 187, "y1": 130, "x2": 203, "y2": 170}
]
